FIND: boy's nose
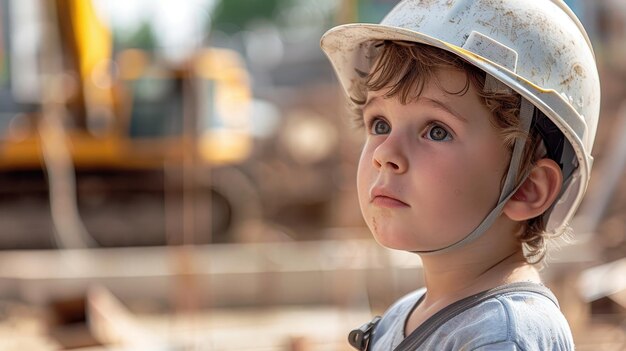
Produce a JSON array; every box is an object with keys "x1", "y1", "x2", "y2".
[{"x1": 372, "y1": 139, "x2": 408, "y2": 173}]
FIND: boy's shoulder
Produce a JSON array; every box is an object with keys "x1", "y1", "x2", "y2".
[
  {"x1": 370, "y1": 284, "x2": 575, "y2": 351},
  {"x1": 440, "y1": 288, "x2": 575, "y2": 350}
]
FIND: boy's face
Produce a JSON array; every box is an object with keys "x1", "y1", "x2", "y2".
[{"x1": 357, "y1": 68, "x2": 511, "y2": 252}]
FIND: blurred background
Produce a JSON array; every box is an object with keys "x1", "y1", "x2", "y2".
[{"x1": 0, "y1": 0, "x2": 624, "y2": 350}]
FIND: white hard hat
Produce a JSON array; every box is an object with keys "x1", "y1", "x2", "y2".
[{"x1": 321, "y1": 0, "x2": 600, "y2": 251}]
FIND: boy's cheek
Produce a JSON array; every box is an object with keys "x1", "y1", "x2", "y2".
[
  {"x1": 356, "y1": 149, "x2": 375, "y2": 184},
  {"x1": 356, "y1": 165, "x2": 370, "y2": 211}
]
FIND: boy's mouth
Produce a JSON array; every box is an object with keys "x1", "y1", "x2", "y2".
[{"x1": 370, "y1": 187, "x2": 410, "y2": 207}]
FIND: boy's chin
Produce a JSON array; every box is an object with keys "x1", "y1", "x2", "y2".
[
  {"x1": 371, "y1": 230, "x2": 454, "y2": 253},
  {"x1": 371, "y1": 231, "x2": 427, "y2": 252}
]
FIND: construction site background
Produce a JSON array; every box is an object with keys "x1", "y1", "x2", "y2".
[{"x1": 0, "y1": 0, "x2": 625, "y2": 350}]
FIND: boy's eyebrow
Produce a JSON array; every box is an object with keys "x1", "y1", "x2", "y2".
[
  {"x1": 421, "y1": 97, "x2": 468, "y2": 123},
  {"x1": 363, "y1": 95, "x2": 380, "y2": 111},
  {"x1": 364, "y1": 95, "x2": 468, "y2": 123}
]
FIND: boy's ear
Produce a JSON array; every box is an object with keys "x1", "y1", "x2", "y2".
[{"x1": 503, "y1": 158, "x2": 563, "y2": 221}]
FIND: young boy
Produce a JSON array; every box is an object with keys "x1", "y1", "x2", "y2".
[{"x1": 321, "y1": 0, "x2": 600, "y2": 350}]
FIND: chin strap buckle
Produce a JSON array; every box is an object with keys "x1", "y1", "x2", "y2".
[{"x1": 348, "y1": 316, "x2": 382, "y2": 351}]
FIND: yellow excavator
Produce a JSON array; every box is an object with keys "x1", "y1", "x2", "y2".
[{"x1": 0, "y1": 0, "x2": 255, "y2": 248}]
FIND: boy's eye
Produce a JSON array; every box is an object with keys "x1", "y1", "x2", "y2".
[
  {"x1": 371, "y1": 118, "x2": 391, "y2": 135},
  {"x1": 426, "y1": 124, "x2": 452, "y2": 141}
]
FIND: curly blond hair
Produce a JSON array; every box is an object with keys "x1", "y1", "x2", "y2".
[{"x1": 351, "y1": 40, "x2": 553, "y2": 263}]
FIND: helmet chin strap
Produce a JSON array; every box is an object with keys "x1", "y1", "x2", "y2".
[{"x1": 416, "y1": 98, "x2": 535, "y2": 255}]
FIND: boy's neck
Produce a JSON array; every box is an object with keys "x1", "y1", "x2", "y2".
[
  {"x1": 417, "y1": 218, "x2": 542, "y2": 301},
  {"x1": 419, "y1": 248, "x2": 540, "y2": 303},
  {"x1": 405, "y1": 248, "x2": 539, "y2": 337}
]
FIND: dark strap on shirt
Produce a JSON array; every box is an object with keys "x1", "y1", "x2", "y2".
[{"x1": 347, "y1": 282, "x2": 556, "y2": 351}]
